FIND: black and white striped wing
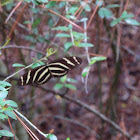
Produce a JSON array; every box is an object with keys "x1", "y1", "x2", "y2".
[
  {"x1": 18, "y1": 56, "x2": 82, "y2": 86},
  {"x1": 48, "y1": 57, "x2": 82, "y2": 78},
  {"x1": 18, "y1": 65, "x2": 51, "y2": 86}
]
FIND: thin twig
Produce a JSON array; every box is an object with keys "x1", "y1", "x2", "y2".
[
  {"x1": 40, "y1": 5, "x2": 84, "y2": 32},
  {"x1": 84, "y1": 20, "x2": 90, "y2": 94},
  {"x1": 13, "y1": 111, "x2": 38, "y2": 140},
  {"x1": 86, "y1": 0, "x2": 102, "y2": 31},
  {"x1": 3, "y1": 63, "x2": 33, "y2": 82},
  {"x1": 13, "y1": 110, "x2": 48, "y2": 138},
  {"x1": 7, "y1": 117, "x2": 16, "y2": 140},
  {"x1": 0, "y1": 122, "x2": 19, "y2": 140},
  {"x1": 8, "y1": 3, "x2": 29, "y2": 39},
  {"x1": 74, "y1": 0, "x2": 89, "y2": 22},
  {"x1": 1, "y1": 45, "x2": 45, "y2": 55},
  {"x1": 5, "y1": 1, "x2": 23, "y2": 24}
]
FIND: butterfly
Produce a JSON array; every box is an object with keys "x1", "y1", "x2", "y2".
[{"x1": 18, "y1": 56, "x2": 82, "y2": 86}]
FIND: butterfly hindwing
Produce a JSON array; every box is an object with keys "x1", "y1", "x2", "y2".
[{"x1": 18, "y1": 65, "x2": 51, "y2": 86}]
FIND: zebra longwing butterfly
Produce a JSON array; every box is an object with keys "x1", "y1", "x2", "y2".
[{"x1": 18, "y1": 56, "x2": 82, "y2": 86}]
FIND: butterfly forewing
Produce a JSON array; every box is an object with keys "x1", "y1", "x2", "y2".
[
  {"x1": 48, "y1": 57, "x2": 82, "y2": 78},
  {"x1": 18, "y1": 56, "x2": 82, "y2": 86}
]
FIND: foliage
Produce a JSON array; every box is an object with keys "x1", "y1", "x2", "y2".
[
  {"x1": 0, "y1": 0, "x2": 139, "y2": 139},
  {"x1": 47, "y1": 134, "x2": 57, "y2": 140},
  {"x1": 82, "y1": 56, "x2": 106, "y2": 77},
  {"x1": 0, "y1": 81, "x2": 17, "y2": 138},
  {"x1": 110, "y1": 11, "x2": 140, "y2": 26},
  {"x1": 54, "y1": 75, "x2": 77, "y2": 91}
]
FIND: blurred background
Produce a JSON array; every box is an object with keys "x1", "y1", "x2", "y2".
[{"x1": 0, "y1": 0, "x2": 140, "y2": 140}]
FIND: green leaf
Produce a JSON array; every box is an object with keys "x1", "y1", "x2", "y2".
[
  {"x1": 79, "y1": 18, "x2": 88, "y2": 22},
  {"x1": 24, "y1": 0, "x2": 31, "y2": 3},
  {"x1": 67, "y1": 78, "x2": 77, "y2": 83},
  {"x1": 110, "y1": 18, "x2": 120, "y2": 26},
  {"x1": 54, "y1": 83, "x2": 63, "y2": 90},
  {"x1": 46, "y1": 1, "x2": 56, "y2": 8},
  {"x1": 82, "y1": 66, "x2": 90, "y2": 77},
  {"x1": 56, "y1": 33, "x2": 71, "y2": 38},
  {"x1": 4, "y1": 107, "x2": 14, "y2": 111},
  {"x1": 47, "y1": 134, "x2": 57, "y2": 140},
  {"x1": 12, "y1": 63, "x2": 25, "y2": 67},
  {"x1": 121, "y1": 11, "x2": 134, "y2": 19},
  {"x1": 4, "y1": 111, "x2": 17, "y2": 120},
  {"x1": 125, "y1": 18, "x2": 140, "y2": 26},
  {"x1": 0, "y1": 113, "x2": 8, "y2": 120},
  {"x1": 106, "y1": 4, "x2": 120, "y2": 8},
  {"x1": 60, "y1": 75, "x2": 67, "y2": 83},
  {"x1": 96, "y1": 0, "x2": 104, "y2": 7},
  {"x1": 52, "y1": 26, "x2": 69, "y2": 31},
  {"x1": 0, "y1": 91, "x2": 8, "y2": 99},
  {"x1": 0, "y1": 130, "x2": 14, "y2": 137},
  {"x1": 4, "y1": 100, "x2": 18, "y2": 108},
  {"x1": 0, "y1": 86, "x2": 6, "y2": 91},
  {"x1": 36, "y1": 0, "x2": 48, "y2": 3},
  {"x1": 81, "y1": 2, "x2": 91, "y2": 12},
  {"x1": 68, "y1": 7, "x2": 78, "y2": 14},
  {"x1": 37, "y1": 36, "x2": 46, "y2": 43},
  {"x1": 31, "y1": 61, "x2": 44, "y2": 69},
  {"x1": 66, "y1": 15, "x2": 76, "y2": 20},
  {"x1": 98, "y1": 7, "x2": 112, "y2": 19},
  {"x1": 32, "y1": 18, "x2": 41, "y2": 28},
  {"x1": 0, "y1": 108, "x2": 3, "y2": 113},
  {"x1": 0, "y1": 0, "x2": 12, "y2": 6},
  {"x1": 0, "y1": 81, "x2": 11, "y2": 87},
  {"x1": 76, "y1": 43, "x2": 94, "y2": 47},
  {"x1": 64, "y1": 42, "x2": 73, "y2": 52},
  {"x1": 23, "y1": 20, "x2": 31, "y2": 24},
  {"x1": 25, "y1": 35, "x2": 37, "y2": 43},
  {"x1": 89, "y1": 56, "x2": 106, "y2": 65},
  {"x1": 110, "y1": 11, "x2": 135, "y2": 27},
  {"x1": 72, "y1": 31, "x2": 85, "y2": 39},
  {"x1": 68, "y1": 24, "x2": 73, "y2": 29},
  {"x1": 0, "y1": 99, "x2": 5, "y2": 107},
  {"x1": 64, "y1": 84, "x2": 77, "y2": 90}
]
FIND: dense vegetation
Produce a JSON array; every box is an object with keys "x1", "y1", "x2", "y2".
[{"x1": 0, "y1": 0, "x2": 140, "y2": 140}]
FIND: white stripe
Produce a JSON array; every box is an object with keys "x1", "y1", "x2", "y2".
[
  {"x1": 48, "y1": 63, "x2": 70, "y2": 70},
  {"x1": 38, "y1": 68, "x2": 49, "y2": 81},
  {"x1": 38, "y1": 73, "x2": 51, "y2": 84},
  {"x1": 51, "y1": 71, "x2": 67, "y2": 76},
  {"x1": 73, "y1": 57, "x2": 80, "y2": 64},
  {"x1": 49, "y1": 67, "x2": 65, "y2": 71},
  {"x1": 63, "y1": 58, "x2": 75, "y2": 66},
  {"x1": 33, "y1": 66, "x2": 46, "y2": 82},
  {"x1": 26, "y1": 70, "x2": 31, "y2": 84},
  {"x1": 21, "y1": 76, "x2": 24, "y2": 85}
]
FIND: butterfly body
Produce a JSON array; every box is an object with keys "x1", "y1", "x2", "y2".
[{"x1": 18, "y1": 57, "x2": 82, "y2": 86}]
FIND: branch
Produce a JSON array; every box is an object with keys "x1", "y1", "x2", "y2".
[
  {"x1": 0, "y1": 74, "x2": 133, "y2": 140},
  {"x1": 1, "y1": 45, "x2": 45, "y2": 55},
  {"x1": 13, "y1": 110, "x2": 48, "y2": 138},
  {"x1": 39, "y1": 86, "x2": 133, "y2": 140},
  {"x1": 63, "y1": 95, "x2": 133, "y2": 140},
  {"x1": 37, "y1": 114, "x2": 99, "y2": 138}
]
